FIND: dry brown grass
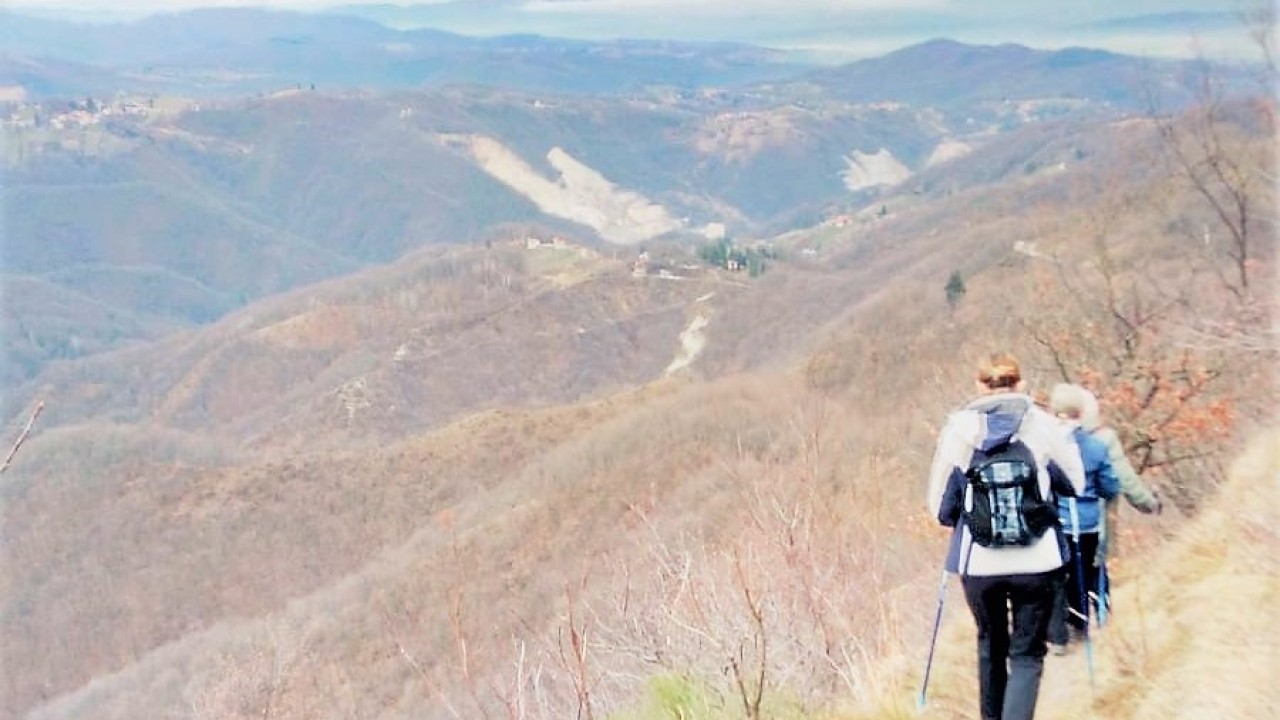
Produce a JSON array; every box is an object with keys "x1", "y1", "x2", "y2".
[
  {"x1": 18, "y1": 373, "x2": 948, "y2": 720},
  {"x1": 1070, "y1": 427, "x2": 1280, "y2": 720}
]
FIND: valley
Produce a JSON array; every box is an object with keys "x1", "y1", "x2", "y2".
[{"x1": 0, "y1": 6, "x2": 1275, "y2": 720}]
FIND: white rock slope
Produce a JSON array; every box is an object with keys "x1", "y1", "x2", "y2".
[
  {"x1": 455, "y1": 134, "x2": 682, "y2": 245},
  {"x1": 841, "y1": 148, "x2": 912, "y2": 191}
]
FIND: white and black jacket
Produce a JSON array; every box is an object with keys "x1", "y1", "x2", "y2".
[{"x1": 926, "y1": 393, "x2": 1086, "y2": 577}]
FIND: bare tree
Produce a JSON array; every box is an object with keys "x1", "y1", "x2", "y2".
[{"x1": 1148, "y1": 1, "x2": 1276, "y2": 307}]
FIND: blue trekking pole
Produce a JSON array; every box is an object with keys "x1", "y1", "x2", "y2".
[
  {"x1": 1091, "y1": 561, "x2": 1110, "y2": 628},
  {"x1": 1094, "y1": 512, "x2": 1111, "y2": 628},
  {"x1": 1068, "y1": 499, "x2": 1096, "y2": 690},
  {"x1": 918, "y1": 568, "x2": 949, "y2": 709}
]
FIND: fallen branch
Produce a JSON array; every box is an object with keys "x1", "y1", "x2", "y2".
[{"x1": 1, "y1": 401, "x2": 44, "y2": 474}]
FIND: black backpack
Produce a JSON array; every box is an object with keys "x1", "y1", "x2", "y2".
[{"x1": 962, "y1": 439, "x2": 1057, "y2": 548}]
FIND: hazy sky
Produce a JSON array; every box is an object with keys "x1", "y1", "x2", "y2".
[
  {"x1": 6, "y1": 0, "x2": 1239, "y2": 16},
  {"x1": 7, "y1": 0, "x2": 1265, "y2": 61}
]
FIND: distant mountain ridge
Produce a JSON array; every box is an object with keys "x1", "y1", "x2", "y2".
[
  {"x1": 798, "y1": 37, "x2": 1230, "y2": 109},
  {"x1": 0, "y1": 7, "x2": 804, "y2": 98},
  {"x1": 4, "y1": 7, "x2": 1254, "y2": 102}
]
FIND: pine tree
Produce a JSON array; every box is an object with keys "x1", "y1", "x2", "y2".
[{"x1": 945, "y1": 270, "x2": 966, "y2": 310}]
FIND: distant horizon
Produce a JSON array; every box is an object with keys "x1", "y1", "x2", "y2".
[{"x1": 4, "y1": 0, "x2": 1269, "y2": 63}]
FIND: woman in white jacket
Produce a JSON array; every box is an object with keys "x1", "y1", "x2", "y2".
[{"x1": 927, "y1": 354, "x2": 1085, "y2": 720}]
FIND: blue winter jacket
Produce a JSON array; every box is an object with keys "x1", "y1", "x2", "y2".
[{"x1": 1056, "y1": 426, "x2": 1120, "y2": 534}]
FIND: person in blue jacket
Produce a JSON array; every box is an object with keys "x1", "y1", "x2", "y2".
[
  {"x1": 928, "y1": 354, "x2": 1085, "y2": 720},
  {"x1": 1046, "y1": 383, "x2": 1120, "y2": 655},
  {"x1": 1078, "y1": 388, "x2": 1162, "y2": 564}
]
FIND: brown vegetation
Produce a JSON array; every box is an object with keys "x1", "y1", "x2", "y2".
[{"x1": 3, "y1": 53, "x2": 1275, "y2": 720}]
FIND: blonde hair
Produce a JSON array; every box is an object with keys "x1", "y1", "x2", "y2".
[
  {"x1": 1079, "y1": 387, "x2": 1101, "y2": 430},
  {"x1": 977, "y1": 353, "x2": 1022, "y2": 390},
  {"x1": 1050, "y1": 383, "x2": 1086, "y2": 418}
]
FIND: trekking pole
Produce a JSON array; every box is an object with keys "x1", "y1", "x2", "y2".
[
  {"x1": 918, "y1": 568, "x2": 949, "y2": 709},
  {"x1": 1068, "y1": 499, "x2": 1096, "y2": 691},
  {"x1": 1092, "y1": 561, "x2": 1110, "y2": 628},
  {"x1": 1093, "y1": 510, "x2": 1110, "y2": 628}
]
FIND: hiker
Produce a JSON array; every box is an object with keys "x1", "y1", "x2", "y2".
[
  {"x1": 1046, "y1": 383, "x2": 1119, "y2": 656},
  {"x1": 1078, "y1": 388, "x2": 1162, "y2": 565},
  {"x1": 928, "y1": 354, "x2": 1086, "y2": 720}
]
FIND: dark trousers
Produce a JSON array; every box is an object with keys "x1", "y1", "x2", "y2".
[
  {"x1": 961, "y1": 570, "x2": 1059, "y2": 720},
  {"x1": 1049, "y1": 532, "x2": 1100, "y2": 645}
]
